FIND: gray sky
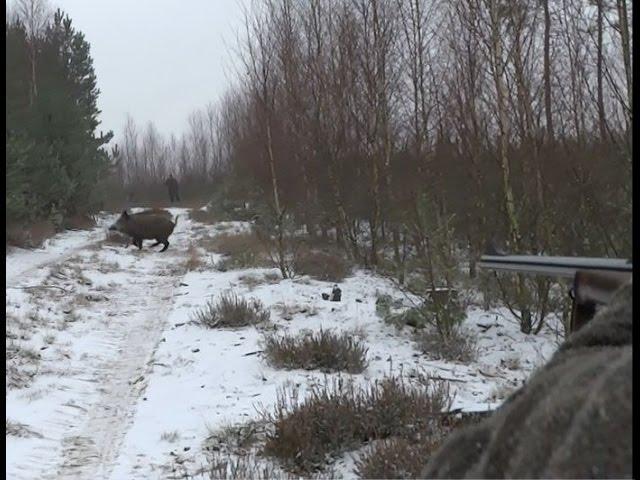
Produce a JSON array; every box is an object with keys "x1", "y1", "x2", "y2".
[{"x1": 52, "y1": 0, "x2": 246, "y2": 142}]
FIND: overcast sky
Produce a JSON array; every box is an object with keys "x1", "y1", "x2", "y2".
[{"x1": 52, "y1": 0, "x2": 246, "y2": 142}]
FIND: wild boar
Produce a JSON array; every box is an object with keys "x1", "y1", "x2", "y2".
[
  {"x1": 109, "y1": 210, "x2": 178, "y2": 252},
  {"x1": 135, "y1": 208, "x2": 173, "y2": 219}
]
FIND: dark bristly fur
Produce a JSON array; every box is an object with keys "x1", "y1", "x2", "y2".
[
  {"x1": 109, "y1": 210, "x2": 177, "y2": 252},
  {"x1": 421, "y1": 283, "x2": 632, "y2": 479}
]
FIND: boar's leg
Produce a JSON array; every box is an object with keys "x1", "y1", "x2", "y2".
[
  {"x1": 160, "y1": 241, "x2": 169, "y2": 252},
  {"x1": 134, "y1": 238, "x2": 143, "y2": 249},
  {"x1": 149, "y1": 241, "x2": 162, "y2": 248}
]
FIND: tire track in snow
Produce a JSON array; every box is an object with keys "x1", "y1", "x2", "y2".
[
  {"x1": 53, "y1": 276, "x2": 178, "y2": 480},
  {"x1": 7, "y1": 209, "x2": 195, "y2": 480}
]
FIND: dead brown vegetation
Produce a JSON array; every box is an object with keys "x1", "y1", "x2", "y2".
[
  {"x1": 417, "y1": 327, "x2": 479, "y2": 363},
  {"x1": 6, "y1": 220, "x2": 56, "y2": 248},
  {"x1": 261, "y1": 374, "x2": 452, "y2": 474},
  {"x1": 183, "y1": 244, "x2": 204, "y2": 271},
  {"x1": 354, "y1": 413, "x2": 486, "y2": 479},
  {"x1": 205, "y1": 232, "x2": 270, "y2": 270},
  {"x1": 294, "y1": 248, "x2": 351, "y2": 282},
  {"x1": 262, "y1": 329, "x2": 368, "y2": 373},
  {"x1": 191, "y1": 292, "x2": 271, "y2": 329},
  {"x1": 190, "y1": 208, "x2": 221, "y2": 225}
]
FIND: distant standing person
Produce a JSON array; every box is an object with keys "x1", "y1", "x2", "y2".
[{"x1": 164, "y1": 175, "x2": 180, "y2": 203}]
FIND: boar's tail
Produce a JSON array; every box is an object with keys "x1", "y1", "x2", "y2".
[{"x1": 173, "y1": 214, "x2": 179, "y2": 225}]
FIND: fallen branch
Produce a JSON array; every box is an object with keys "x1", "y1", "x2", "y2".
[
  {"x1": 7, "y1": 285, "x2": 70, "y2": 293},
  {"x1": 478, "y1": 368, "x2": 506, "y2": 379},
  {"x1": 243, "y1": 350, "x2": 263, "y2": 357},
  {"x1": 431, "y1": 376, "x2": 467, "y2": 383}
]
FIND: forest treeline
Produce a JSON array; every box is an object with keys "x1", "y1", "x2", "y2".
[
  {"x1": 116, "y1": 0, "x2": 632, "y2": 332},
  {"x1": 6, "y1": 2, "x2": 112, "y2": 233},
  {"x1": 6, "y1": 0, "x2": 632, "y2": 334},
  {"x1": 118, "y1": 0, "x2": 633, "y2": 262}
]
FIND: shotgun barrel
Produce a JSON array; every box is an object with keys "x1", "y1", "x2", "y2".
[
  {"x1": 477, "y1": 255, "x2": 632, "y2": 277},
  {"x1": 478, "y1": 254, "x2": 632, "y2": 332}
]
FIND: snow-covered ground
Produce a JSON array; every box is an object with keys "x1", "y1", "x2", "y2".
[{"x1": 6, "y1": 209, "x2": 561, "y2": 479}]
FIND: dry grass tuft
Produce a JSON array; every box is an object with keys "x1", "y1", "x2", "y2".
[
  {"x1": 6, "y1": 220, "x2": 57, "y2": 248},
  {"x1": 263, "y1": 271, "x2": 281, "y2": 283},
  {"x1": 501, "y1": 355, "x2": 522, "y2": 371},
  {"x1": 6, "y1": 419, "x2": 43, "y2": 438},
  {"x1": 294, "y1": 248, "x2": 351, "y2": 282},
  {"x1": 353, "y1": 412, "x2": 486, "y2": 479},
  {"x1": 206, "y1": 420, "x2": 267, "y2": 454},
  {"x1": 201, "y1": 232, "x2": 269, "y2": 270},
  {"x1": 261, "y1": 374, "x2": 452, "y2": 473},
  {"x1": 417, "y1": 327, "x2": 479, "y2": 363},
  {"x1": 262, "y1": 329, "x2": 368, "y2": 373},
  {"x1": 272, "y1": 302, "x2": 318, "y2": 320},
  {"x1": 62, "y1": 214, "x2": 96, "y2": 230},
  {"x1": 190, "y1": 208, "x2": 221, "y2": 225},
  {"x1": 238, "y1": 274, "x2": 264, "y2": 290},
  {"x1": 184, "y1": 244, "x2": 204, "y2": 272},
  {"x1": 191, "y1": 292, "x2": 270, "y2": 329},
  {"x1": 202, "y1": 451, "x2": 293, "y2": 480},
  {"x1": 238, "y1": 271, "x2": 281, "y2": 290},
  {"x1": 488, "y1": 382, "x2": 518, "y2": 402},
  {"x1": 160, "y1": 430, "x2": 181, "y2": 443},
  {"x1": 6, "y1": 339, "x2": 41, "y2": 390},
  {"x1": 354, "y1": 437, "x2": 439, "y2": 479}
]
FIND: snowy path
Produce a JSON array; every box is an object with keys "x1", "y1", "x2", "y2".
[
  {"x1": 6, "y1": 209, "x2": 193, "y2": 480},
  {"x1": 6, "y1": 217, "x2": 115, "y2": 286},
  {"x1": 6, "y1": 211, "x2": 561, "y2": 479},
  {"x1": 54, "y1": 276, "x2": 177, "y2": 479}
]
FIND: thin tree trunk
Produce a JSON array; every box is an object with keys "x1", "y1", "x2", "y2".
[
  {"x1": 616, "y1": 0, "x2": 632, "y2": 144},
  {"x1": 596, "y1": 0, "x2": 607, "y2": 141},
  {"x1": 542, "y1": 0, "x2": 555, "y2": 143}
]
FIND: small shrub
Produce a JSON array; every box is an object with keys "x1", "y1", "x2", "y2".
[
  {"x1": 501, "y1": 355, "x2": 522, "y2": 371},
  {"x1": 354, "y1": 437, "x2": 439, "y2": 479},
  {"x1": 6, "y1": 340, "x2": 41, "y2": 390},
  {"x1": 6, "y1": 220, "x2": 57, "y2": 248},
  {"x1": 203, "y1": 451, "x2": 292, "y2": 480},
  {"x1": 6, "y1": 419, "x2": 42, "y2": 438},
  {"x1": 263, "y1": 272, "x2": 281, "y2": 283},
  {"x1": 184, "y1": 244, "x2": 204, "y2": 271},
  {"x1": 382, "y1": 289, "x2": 468, "y2": 344},
  {"x1": 272, "y1": 302, "x2": 318, "y2": 320},
  {"x1": 417, "y1": 326, "x2": 478, "y2": 363},
  {"x1": 206, "y1": 232, "x2": 269, "y2": 270},
  {"x1": 354, "y1": 412, "x2": 486, "y2": 479},
  {"x1": 294, "y1": 248, "x2": 351, "y2": 282},
  {"x1": 375, "y1": 293, "x2": 404, "y2": 319},
  {"x1": 62, "y1": 214, "x2": 96, "y2": 230},
  {"x1": 206, "y1": 420, "x2": 267, "y2": 453},
  {"x1": 160, "y1": 430, "x2": 181, "y2": 443},
  {"x1": 262, "y1": 329, "x2": 368, "y2": 374},
  {"x1": 488, "y1": 383, "x2": 518, "y2": 403},
  {"x1": 237, "y1": 272, "x2": 281, "y2": 291},
  {"x1": 191, "y1": 292, "x2": 270, "y2": 329},
  {"x1": 261, "y1": 375, "x2": 452, "y2": 473},
  {"x1": 190, "y1": 208, "x2": 221, "y2": 225},
  {"x1": 238, "y1": 274, "x2": 264, "y2": 290},
  {"x1": 385, "y1": 306, "x2": 430, "y2": 329}
]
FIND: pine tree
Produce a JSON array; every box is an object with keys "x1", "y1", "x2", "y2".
[{"x1": 5, "y1": 8, "x2": 113, "y2": 227}]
